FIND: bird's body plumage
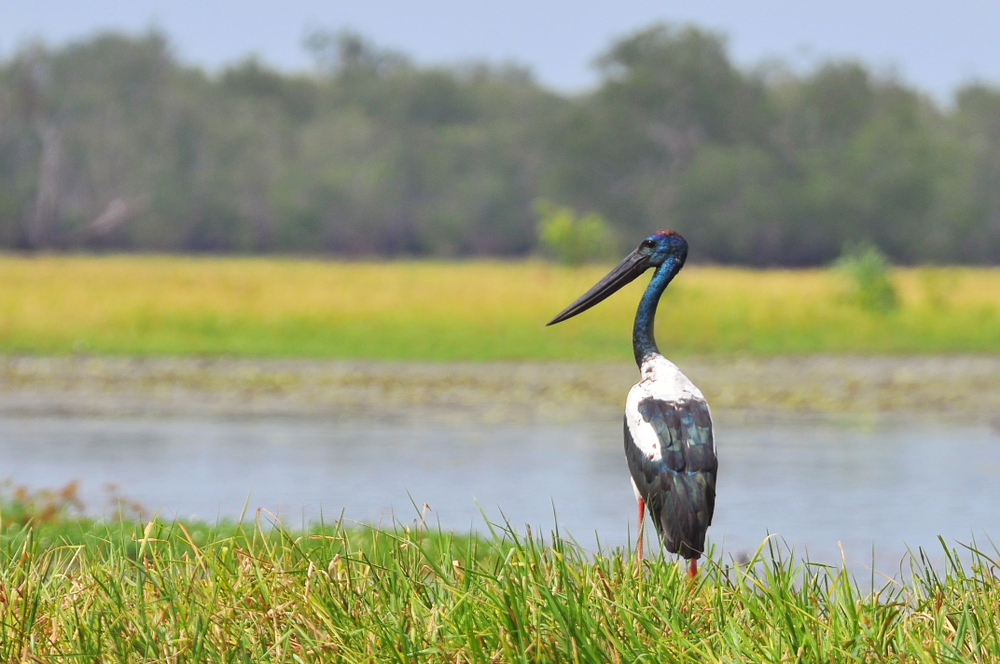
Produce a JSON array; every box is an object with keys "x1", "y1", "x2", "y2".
[
  {"x1": 624, "y1": 353, "x2": 716, "y2": 560},
  {"x1": 547, "y1": 229, "x2": 718, "y2": 570}
]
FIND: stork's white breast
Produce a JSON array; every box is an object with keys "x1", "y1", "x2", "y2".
[{"x1": 624, "y1": 353, "x2": 707, "y2": 463}]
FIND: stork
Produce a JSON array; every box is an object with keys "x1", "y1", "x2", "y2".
[{"x1": 547, "y1": 230, "x2": 717, "y2": 577}]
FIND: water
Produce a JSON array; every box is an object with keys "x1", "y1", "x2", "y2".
[{"x1": 1, "y1": 415, "x2": 998, "y2": 573}]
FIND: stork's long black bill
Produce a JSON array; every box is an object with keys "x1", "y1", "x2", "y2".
[{"x1": 546, "y1": 250, "x2": 650, "y2": 326}]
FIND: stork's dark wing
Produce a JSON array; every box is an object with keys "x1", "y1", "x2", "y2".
[{"x1": 625, "y1": 396, "x2": 717, "y2": 559}]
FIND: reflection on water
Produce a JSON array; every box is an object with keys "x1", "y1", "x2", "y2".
[{"x1": 0, "y1": 415, "x2": 997, "y2": 572}]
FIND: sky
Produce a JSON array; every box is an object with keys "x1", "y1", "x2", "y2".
[{"x1": 2, "y1": 1, "x2": 999, "y2": 103}]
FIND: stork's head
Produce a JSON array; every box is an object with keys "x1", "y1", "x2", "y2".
[
  {"x1": 547, "y1": 230, "x2": 688, "y2": 326},
  {"x1": 637, "y1": 230, "x2": 688, "y2": 268}
]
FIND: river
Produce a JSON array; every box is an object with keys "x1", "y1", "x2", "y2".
[{"x1": 2, "y1": 413, "x2": 997, "y2": 574}]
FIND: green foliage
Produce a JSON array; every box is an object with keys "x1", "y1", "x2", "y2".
[
  {"x1": 1, "y1": 29, "x2": 1000, "y2": 263},
  {"x1": 536, "y1": 199, "x2": 617, "y2": 264},
  {"x1": 0, "y1": 511, "x2": 997, "y2": 661},
  {"x1": 835, "y1": 243, "x2": 899, "y2": 312}
]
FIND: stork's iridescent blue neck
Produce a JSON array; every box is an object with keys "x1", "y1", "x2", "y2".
[{"x1": 632, "y1": 256, "x2": 683, "y2": 368}]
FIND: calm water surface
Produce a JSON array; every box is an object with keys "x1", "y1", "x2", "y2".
[{"x1": 1, "y1": 415, "x2": 998, "y2": 573}]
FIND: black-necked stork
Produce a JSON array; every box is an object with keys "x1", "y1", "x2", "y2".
[{"x1": 547, "y1": 230, "x2": 717, "y2": 577}]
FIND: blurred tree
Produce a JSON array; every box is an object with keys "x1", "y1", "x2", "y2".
[
  {"x1": 953, "y1": 85, "x2": 1000, "y2": 262},
  {"x1": 0, "y1": 26, "x2": 997, "y2": 264},
  {"x1": 547, "y1": 24, "x2": 771, "y2": 241}
]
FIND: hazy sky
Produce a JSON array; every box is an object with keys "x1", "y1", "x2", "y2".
[{"x1": 2, "y1": 1, "x2": 998, "y2": 102}]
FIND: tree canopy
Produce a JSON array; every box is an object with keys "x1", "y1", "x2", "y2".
[{"x1": 1, "y1": 25, "x2": 998, "y2": 265}]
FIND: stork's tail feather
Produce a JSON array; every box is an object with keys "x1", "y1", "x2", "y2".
[{"x1": 653, "y1": 472, "x2": 714, "y2": 561}]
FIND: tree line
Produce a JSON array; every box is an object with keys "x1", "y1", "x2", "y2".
[{"x1": 1, "y1": 25, "x2": 999, "y2": 265}]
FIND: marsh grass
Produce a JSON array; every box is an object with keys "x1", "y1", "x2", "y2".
[
  {"x1": 1, "y1": 255, "x2": 1000, "y2": 360},
  {"x1": 0, "y1": 510, "x2": 997, "y2": 662}
]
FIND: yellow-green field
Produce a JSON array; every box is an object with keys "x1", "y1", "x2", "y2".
[{"x1": 1, "y1": 255, "x2": 998, "y2": 359}]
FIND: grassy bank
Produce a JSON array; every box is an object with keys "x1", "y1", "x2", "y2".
[
  {"x1": 0, "y1": 514, "x2": 997, "y2": 662},
  {"x1": 1, "y1": 255, "x2": 999, "y2": 360}
]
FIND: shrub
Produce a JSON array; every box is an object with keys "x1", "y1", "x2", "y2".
[
  {"x1": 835, "y1": 242, "x2": 898, "y2": 312},
  {"x1": 535, "y1": 199, "x2": 618, "y2": 265}
]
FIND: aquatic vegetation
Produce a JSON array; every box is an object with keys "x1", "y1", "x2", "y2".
[
  {"x1": 0, "y1": 480, "x2": 84, "y2": 527},
  {"x1": 0, "y1": 513, "x2": 996, "y2": 662},
  {"x1": 0, "y1": 255, "x2": 999, "y2": 359}
]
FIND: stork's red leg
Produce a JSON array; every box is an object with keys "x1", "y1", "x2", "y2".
[
  {"x1": 636, "y1": 498, "x2": 645, "y2": 568},
  {"x1": 688, "y1": 558, "x2": 698, "y2": 578}
]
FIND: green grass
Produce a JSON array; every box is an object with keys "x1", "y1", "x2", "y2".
[
  {"x1": 0, "y1": 513, "x2": 997, "y2": 662},
  {"x1": 1, "y1": 255, "x2": 1000, "y2": 360}
]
